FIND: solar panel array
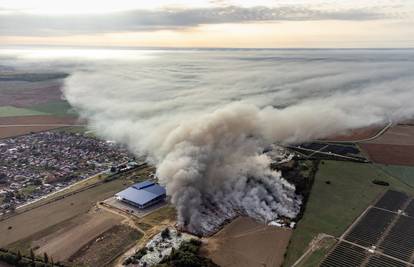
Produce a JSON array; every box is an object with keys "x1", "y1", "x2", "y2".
[
  {"x1": 380, "y1": 215, "x2": 414, "y2": 261},
  {"x1": 320, "y1": 190, "x2": 414, "y2": 267},
  {"x1": 374, "y1": 190, "x2": 409, "y2": 212},
  {"x1": 345, "y1": 208, "x2": 395, "y2": 247},
  {"x1": 320, "y1": 242, "x2": 366, "y2": 267},
  {"x1": 366, "y1": 254, "x2": 407, "y2": 267}
]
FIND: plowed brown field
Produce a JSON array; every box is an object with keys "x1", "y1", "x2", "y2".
[{"x1": 202, "y1": 217, "x2": 292, "y2": 267}]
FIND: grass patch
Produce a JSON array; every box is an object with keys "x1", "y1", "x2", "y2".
[
  {"x1": 19, "y1": 185, "x2": 38, "y2": 197},
  {"x1": 139, "y1": 206, "x2": 176, "y2": 227},
  {"x1": 137, "y1": 222, "x2": 153, "y2": 231},
  {"x1": 0, "y1": 106, "x2": 48, "y2": 117},
  {"x1": 283, "y1": 161, "x2": 414, "y2": 266},
  {"x1": 296, "y1": 237, "x2": 336, "y2": 267}
]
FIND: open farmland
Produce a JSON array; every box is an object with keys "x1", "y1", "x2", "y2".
[
  {"x1": 360, "y1": 143, "x2": 414, "y2": 166},
  {"x1": 202, "y1": 217, "x2": 292, "y2": 267},
  {"x1": 69, "y1": 224, "x2": 142, "y2": 267},
  {"x1": 0, "y1": 115, "x2": 80, "y2": 125},
  {"x1": 360, "y1": 124, "x2": 414, "y2": 166},
  {"x1": 0, "y1": 115, "x2": 83, "y2": 138},
  {"x1": 324, "y1": 125, "x2": 384, "y2": 142},
  {"x1": 366, "y1": 125, "x2": 414, "y2": 145},
  {"x1": 34, "y1": 209, "x2": 122, "y2": 261},
  {"x1": 0, "y1": 75, "x2": 65, "y2": 108},
  {"x1": 376, "y1": 164, "x2": 414, "y2": 187},
  {"x1": 0, "y1": 125, "x2": 68, "y2": 139},
  {"x1": 0, "y1": 106, "x2": 48, "y2": 117},
  {"x1": 0, "y1": 177, "x2": 132, "y2": 249},
  {"x1": 283, "y1": 160, "x2": 414, "y2": 267}
]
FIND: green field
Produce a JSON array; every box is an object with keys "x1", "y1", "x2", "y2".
[
  {"x1": 376, "y1": 164, "x2": 414, "y2": 188},
  {"x1": 0, "y1": 106, "x2": 48, "y2": 117},
  {"x1": 28, "y1": 100, "x2": 77, "y2": 117},
  {"x1": 283, "y1": 161, "x2": 414, "y2": 266}
]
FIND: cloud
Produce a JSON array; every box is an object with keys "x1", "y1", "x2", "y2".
[{"x1": 0, "y1": 5, "x2": 396, "y2": 36}]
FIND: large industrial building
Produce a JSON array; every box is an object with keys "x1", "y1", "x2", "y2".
[{"x1": 115, "y1": 180, "x2": 166, "y2": 209}]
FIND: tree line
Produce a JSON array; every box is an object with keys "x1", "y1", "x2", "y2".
[{"x1": 0, "y1": 248, "x2": 66, "y2": 267}]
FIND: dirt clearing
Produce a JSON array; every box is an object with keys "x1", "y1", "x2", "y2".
[
  {"x1": 69, "y1": 224, "x2": 142, "y2": 267},
  {"x1": 34, "y1": 209, "x2": 122, "y2": 261},
  {"x1": 202, "y1": 217, "x2": 292, "y2": 267}
]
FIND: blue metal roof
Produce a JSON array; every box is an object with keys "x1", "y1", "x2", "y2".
[
  {"x1": 116, "y1": 181, "x2": 166, "y2": 206},
  {"x1": 132, "y1": 180, "x2": 155, "y2": 190}
]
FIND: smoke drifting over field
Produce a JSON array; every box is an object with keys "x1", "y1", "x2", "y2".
[{"x1": 3, "y1": 48, "x2": 414, "y2": 234}]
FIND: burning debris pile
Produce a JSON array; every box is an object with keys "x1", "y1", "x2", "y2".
[
  {"x1": 124, "y1": 227, "x2": 194, "y2": 266},
  {"x1": 155, "y1": 106, "x2": 303, "y2": 235}
]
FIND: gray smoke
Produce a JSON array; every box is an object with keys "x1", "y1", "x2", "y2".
[{"x1": 3, "y1": 48, "x2": 414, "y2": 234}]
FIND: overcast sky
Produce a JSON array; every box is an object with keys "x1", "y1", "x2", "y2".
[{"x1": 0, "y1": 0, "x2": 413, "y2": 48}]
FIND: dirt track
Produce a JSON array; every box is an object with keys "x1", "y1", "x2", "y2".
[{"x1": 202, "y1": 217, "x2": 292, "y2": 267}]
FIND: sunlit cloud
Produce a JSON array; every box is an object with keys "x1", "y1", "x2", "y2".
[{"x1": 0, "y1": 0, "x2": 413, "y2": 47}]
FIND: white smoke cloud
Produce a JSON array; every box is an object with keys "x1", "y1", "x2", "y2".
[{"x1": 3, "y1": 48, "x2": 414, "y2": 234}]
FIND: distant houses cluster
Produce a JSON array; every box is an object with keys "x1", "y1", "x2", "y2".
[{"x1": 0, "y1": 131, "x2": 135, "y2": 214}]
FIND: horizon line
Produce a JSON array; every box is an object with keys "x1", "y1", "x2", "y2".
[{"x1": 1, "y1": 44, "x2": 414, "y2": 51}]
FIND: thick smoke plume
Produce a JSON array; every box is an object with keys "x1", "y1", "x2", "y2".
[{"x1": 3, "y1": 48, "x2": 414, "y2": 234}]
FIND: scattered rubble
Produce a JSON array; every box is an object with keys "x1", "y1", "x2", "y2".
[{"x1": 124, "y1": 227, "x2": 195, "y2": 266}]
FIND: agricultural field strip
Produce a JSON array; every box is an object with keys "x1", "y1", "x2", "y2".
[{"x1": 322, "y1": 191, "x2": 414, "y2": 266}]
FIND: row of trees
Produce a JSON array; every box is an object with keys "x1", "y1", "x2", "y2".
[
  {"x1": 0, "y1": 248, "x2": 65, "y2": 267},
  {"x1": 157, "y1": 239, "x2": 218, "y2": 267}
]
